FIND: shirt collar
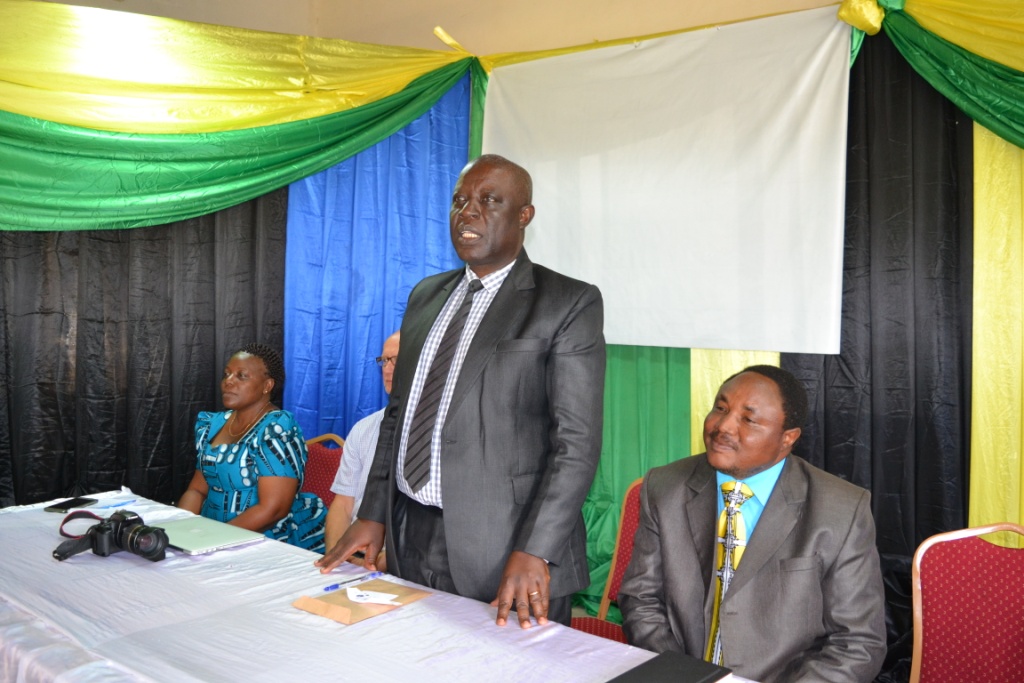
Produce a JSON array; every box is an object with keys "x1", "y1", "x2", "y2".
[
  {"x1": 466, "y1": 259, "x2": 516, "y2": 293},
  {"x1": 715, "y1": 457, "x2": 787, "y2": 506}
]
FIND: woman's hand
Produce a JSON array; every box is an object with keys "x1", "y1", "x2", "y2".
[
  {"x1": 176, "y1": 470, "x2": 208, "y2": 514},
  {"x1": 227, "y1": 475, "x2": 298, "y2": 532}
]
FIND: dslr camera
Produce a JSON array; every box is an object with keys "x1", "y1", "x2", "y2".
[{"x1": 53, "y1": 510, "x2": 169, "y2": 562}]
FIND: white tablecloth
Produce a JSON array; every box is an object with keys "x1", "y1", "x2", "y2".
[{"x1": 0, "y1": 491, "x2": 655, "y2": 682}]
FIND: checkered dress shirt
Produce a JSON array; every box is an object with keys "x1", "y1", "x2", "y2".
[{"x1": 395, "y1": 261, "x2": 516, "y2": 506}]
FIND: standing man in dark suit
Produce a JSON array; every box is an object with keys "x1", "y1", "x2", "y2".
[
  {"x1": 317, "y1": 154, "x2": 606, "y2": 629},
  {"x1": 619, "y1": 365, "x2": 886, "y2": 682}
]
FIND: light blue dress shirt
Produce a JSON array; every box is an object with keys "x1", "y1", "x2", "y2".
[{"x1": 715, "y1": 457, "x2": 786, "y2": 538}]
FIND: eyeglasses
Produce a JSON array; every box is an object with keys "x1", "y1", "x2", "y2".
[{"x1": 375, "y1": 356, "x2": 397, "y2": 368}]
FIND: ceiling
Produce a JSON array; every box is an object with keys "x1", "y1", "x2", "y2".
[{"x1": 45, "y1": 0, "x2": 839, "y2": 54}]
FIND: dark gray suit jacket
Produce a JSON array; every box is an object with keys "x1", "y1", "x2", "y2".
[
  {"x1": 620, "y1": 454, "x2": 887, "y2": 683},
  {"x1": 359, "y1": 251, "x2": 605, "y2": 602}
]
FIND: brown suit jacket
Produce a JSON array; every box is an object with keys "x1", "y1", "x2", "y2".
[
  {"x1": 619, "y1": 454, "x2": 887, "y2": 683},
  {"x1": 359, "y1": 251, "x2": 606, "y2": 602}
]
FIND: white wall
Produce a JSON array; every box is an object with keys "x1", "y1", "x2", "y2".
[{"x1": 44, "y1": 0, "x2": 837, "y2": 52}]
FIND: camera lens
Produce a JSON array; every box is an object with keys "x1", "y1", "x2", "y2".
[{"x1": 124, "y1": 524, "x2": 169, "y2": 560}]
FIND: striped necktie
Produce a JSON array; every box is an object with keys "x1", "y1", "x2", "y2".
[
  {"x1": 705, "y1": 480, "x2": 754, "y2": 665},
  {"x1": 403, "y1": 279, "x2": 483, "y2": 492}
]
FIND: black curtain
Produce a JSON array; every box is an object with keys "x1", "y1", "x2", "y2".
[
  {"x1": 0, "y1": 188, "x2": 288, "y2": 507},
  {"x1": 782, "y1": 32, "x2": 973, "y2": 683}
]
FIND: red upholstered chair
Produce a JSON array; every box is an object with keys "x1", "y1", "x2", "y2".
[
  {"x1": 910, "y1": 522, "x2": 1024, "y2": 683},
  {"x1": 571, "y1": 477, "x2": 644, "y2": 644},
  {"x1": 301, "y1": 434, "x2": 344, "y2": 507}
]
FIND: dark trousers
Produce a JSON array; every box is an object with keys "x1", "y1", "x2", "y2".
[{"x1": 393, "y1": 492, "x2": 571, "y2": 626}]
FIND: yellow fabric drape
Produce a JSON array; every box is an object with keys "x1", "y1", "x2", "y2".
[
  {"x1": 838, "y1": 0, "x2": 886, "y2": 35},
  {"x1": 971, "y1": 123, "x2": 1024, "y2": 541},
  {"x1": 690, "y1": 350, "x2": 782, "y2": 455},
  {"x1": 0, "y1": 0, "x2": 465, "y2": 133},
  {"x1": 905, "y1": 0, "x2": 1024, "y2": 73}
]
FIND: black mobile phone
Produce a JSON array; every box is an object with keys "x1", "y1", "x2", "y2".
[{"x1": 44, "y1": 496, "x2": 98, "y2": 513}]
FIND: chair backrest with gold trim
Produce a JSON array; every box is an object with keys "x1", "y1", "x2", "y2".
[
  {"x1": 910, "y1": 522, "x2": 1024, "y2": 683},
  {"x1": 301, "y1": 434, "x2": 344, "y2": 507}
]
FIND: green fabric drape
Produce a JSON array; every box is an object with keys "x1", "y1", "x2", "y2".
[
  {"x1": 468, "y1": 60, "x2": 489, "y2": 159},
  {"x1": 851, "y1": 27, "x2": 866, "y2": 67},
  {"x1": 575, "y1": 344, "x2": 691, "y2": 620},
  {"x1": 0, "y1": 59, "x2": 471, "y2": 231},
  {"x1": 884, "y1": 10, "x2": 1024, "y2": 149}
]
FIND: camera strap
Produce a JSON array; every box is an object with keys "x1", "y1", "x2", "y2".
[{"x1": 59, "y1": 510, "x2": 104, "y2": 539}]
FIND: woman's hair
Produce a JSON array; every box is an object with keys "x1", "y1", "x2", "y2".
[{"x1": 236, "y1": 343, "x2": 285, "y2": 401}]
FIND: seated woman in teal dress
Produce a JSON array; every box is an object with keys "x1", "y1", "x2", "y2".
[{"x1": 177, "y1": 343, "x2": 326, "y2": 552}]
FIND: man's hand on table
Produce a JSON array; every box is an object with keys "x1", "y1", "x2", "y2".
[
  {"x1": 491, "y1": 550, "x2": 551, "y2": 629},
  {"x1": 314, "y1": 519, "x2": 385, "y2": 573}
]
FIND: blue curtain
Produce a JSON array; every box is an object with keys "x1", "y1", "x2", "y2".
[{"x1": 284, "y1": 74, "x2": 469, "y2": 439}]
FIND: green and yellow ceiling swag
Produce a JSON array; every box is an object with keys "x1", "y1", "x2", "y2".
[
  {"x1": 2, "y1": 0, "x2": 1023, "y2": 231},
  {"x1": 0, "y1": 60, "x2": 472, "y2": 230},
  {"x1": 0, "y1": 0, "x2": 481, "y2": 231},
  {"x1": 841, "y1": 0, "x2": 1024, "y2": 148}
]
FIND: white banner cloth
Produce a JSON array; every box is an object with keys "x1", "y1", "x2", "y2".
[{"x1": 484, "y1": 6, "x2": 850, "y2": 353}]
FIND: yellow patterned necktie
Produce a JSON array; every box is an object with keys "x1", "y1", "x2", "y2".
[{"x1": 705, "y1": 480, "x2": 754, "y2": 665}]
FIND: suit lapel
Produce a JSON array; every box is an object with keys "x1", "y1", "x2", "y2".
[
  {"x1": 445, "y1": 252, "x2": 535, "y2": 419},
  {"x1": 685, "y1": 458, "x2": 718, "y2": 614},
  {"x1": 382, "y1": 270, "x2": 460, "y2": 577},
  {"x1": 395, "y1": 271, "x2": 462, "y2": 400},
  {"x1": 727, "y1": 457, "x2": 806, "y2": 596}
]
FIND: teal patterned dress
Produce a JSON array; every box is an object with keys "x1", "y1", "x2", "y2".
[{"x1": 194, "y1": 409, "x2": 326, "y2": 552}]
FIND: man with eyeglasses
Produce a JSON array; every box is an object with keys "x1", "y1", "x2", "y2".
[{"x1": 323, "y1": 331, "x2": 400, "y2": 554}]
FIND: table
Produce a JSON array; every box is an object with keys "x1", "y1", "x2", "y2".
[{"x1": 0, "y1": 491, "x2": 655, "y2": 682}]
